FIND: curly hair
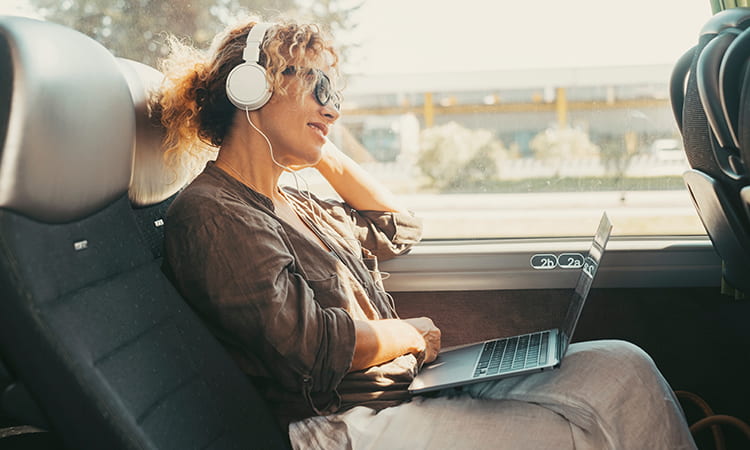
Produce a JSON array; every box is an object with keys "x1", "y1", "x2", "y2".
[{"x1": 154, "y1": 17, "x2": 340, "y2": 172}]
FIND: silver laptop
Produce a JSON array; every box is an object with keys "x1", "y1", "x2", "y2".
[{"x1": 408, "y1": 212, "x2": 613, "y2": 394}]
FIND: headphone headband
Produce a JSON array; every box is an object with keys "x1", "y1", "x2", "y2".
[{"x1": 242, "y1": 22, "x2": 273, "y2": 64}]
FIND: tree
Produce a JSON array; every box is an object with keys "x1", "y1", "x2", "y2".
[
  {"x1": 417, "y1": 122, "x2": 507, "y2": 191},
  {"x1": 529, "y1": 125, "x2": 600, "y2": 163},
  {"x1": 29, "y1": 0, "x2": 362, "y2": 66}
]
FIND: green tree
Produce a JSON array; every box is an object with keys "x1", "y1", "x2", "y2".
[
  {"x1": 417, "y1": 122, "x2": 507, "y2": 191},
  {"x1": 29, "y1": 0, "x2": 361, "y2": 66}
]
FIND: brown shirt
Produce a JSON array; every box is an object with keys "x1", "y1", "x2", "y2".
[{"x1": 163, "y1": 162, "x2": 423, "y2": 425}]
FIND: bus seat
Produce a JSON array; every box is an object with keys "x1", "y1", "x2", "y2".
[
  {"x1": 671, "y1": 8, "x2": 750, "y2": 294},
  {"x1": 0, "y1": 15, "x2": 289, "y2": 450},
  {"x1": 117, "y1": 57, "x2": 193, "y2": 210},
  {"x1": 117, "y1": 57, "x2": 183, "y2": 260}
]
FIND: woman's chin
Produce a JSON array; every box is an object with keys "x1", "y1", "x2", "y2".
[{"x1": 279, "y1": 153, "x2": 322, "y2": 171}]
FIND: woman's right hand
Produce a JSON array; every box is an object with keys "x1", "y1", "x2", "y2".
[
  {"x1": 351, "y1": 317, "x2": 442, "y2": 372},
  {"x1": 404, "y1": 317, "x2": 441, "y2": 364}
]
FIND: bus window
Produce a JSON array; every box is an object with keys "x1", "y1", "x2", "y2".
[
  {"x1": 1, "y1": 0, "x2": 712, "y2": 239},
  {"x1": 328, "y1": 0, "x2": 712, "y2": 239}
]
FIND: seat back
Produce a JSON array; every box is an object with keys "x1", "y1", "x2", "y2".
[
  {"x1": 117, "y1": 57, "x2": 184, "y2": 261},
  {"x1": 671, "y1": 8, "x2": 750, "y2": 294},
  {"x1": 0, "y1": 15, "x2": 289, "y2": 449}
]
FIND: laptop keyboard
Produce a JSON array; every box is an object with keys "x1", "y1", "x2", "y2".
[{"x1": 473, "y1": 331, "x2": 550, "y2": 378}]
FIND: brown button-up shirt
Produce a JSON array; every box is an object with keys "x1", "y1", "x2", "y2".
[{"x1": 163, "y1": 162, "x2": 423, "y2": 425}]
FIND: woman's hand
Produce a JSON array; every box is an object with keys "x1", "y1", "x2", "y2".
[
  {"x1": 404, "y1": 317, "x2": 442, "y2": 364},
  {"x1": 350, "y1": 317, "x2": 442, "y2": 372}
]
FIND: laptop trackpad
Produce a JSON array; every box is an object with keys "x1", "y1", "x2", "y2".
[{"x1": 409, "y1": 343, "x2": 483, "y2": 393}]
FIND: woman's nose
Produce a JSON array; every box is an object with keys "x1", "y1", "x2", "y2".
[{"x1": 321, "y1": 102, "x2": 340, "y2": 122}]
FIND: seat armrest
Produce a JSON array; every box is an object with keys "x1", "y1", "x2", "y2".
[{"x1": 2, "y1": 381, "x2": 49, "y2": 429}]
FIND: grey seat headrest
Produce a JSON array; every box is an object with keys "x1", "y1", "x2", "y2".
[
  {"x1": 117, "y1": 58, "x2": 190, "y2": 207},
  {"x1": 0, "y1": 16, "x2": 134, "y2": 223}
]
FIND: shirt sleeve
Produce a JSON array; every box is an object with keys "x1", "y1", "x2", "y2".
[
  {"x1": 311, "y1": 194, "x2": 424, "y2": 261},
  {"x1": 164, "y1": 199, "x2": 356, "y2": 402}
]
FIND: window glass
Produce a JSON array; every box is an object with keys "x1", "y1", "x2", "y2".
[
  {"x1": 2, "y1": 0, "x2": 712, "y2": 238},
  {"x1": 329, "y1": 0, "x2": 711, "y2": 238}
]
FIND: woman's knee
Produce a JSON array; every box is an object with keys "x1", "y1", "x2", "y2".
[{"x1": 567, "y1": 339, "x2": 660, "y2": 380}]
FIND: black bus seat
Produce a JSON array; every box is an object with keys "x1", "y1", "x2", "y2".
[
  {"x1": 671, "y1": 8, "x2": 750, "y2": 295},
  {"x1": 1, "y1": 355, "x2": 60, "y2": 450},
  {"x1": 1, "y1": 354, "x2": 49, "y2": 431},
  {"x1": 0, "y1": 15, "x2": 289, "y2": 449}
]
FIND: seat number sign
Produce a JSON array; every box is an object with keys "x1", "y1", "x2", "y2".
[{"x1": 530, "y1": 253, "x2": 585, "y2": 270}]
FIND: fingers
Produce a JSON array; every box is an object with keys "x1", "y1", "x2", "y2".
[{"x1": 405, "y1": 317, "x2": 441, "y2": 363}]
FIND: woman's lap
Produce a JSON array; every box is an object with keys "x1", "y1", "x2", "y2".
[
  {"x1": 289, "y1": 340, "x2": 697, "y2": 450},
  {"x1": 291, "y1": 395, "x2": 574, "y2": 450}
]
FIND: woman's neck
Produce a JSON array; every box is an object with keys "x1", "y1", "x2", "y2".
[{"x1": 216, "y1": 121, "x2": 284, "y2": 201}]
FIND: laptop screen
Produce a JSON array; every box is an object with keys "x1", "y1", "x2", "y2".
[{"x1": 559, "y1": 212, "x2": 613, "y2": 355}]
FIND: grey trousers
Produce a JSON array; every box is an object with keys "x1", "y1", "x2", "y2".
[{"x1": 289, "y1": 340, "x2": 697, "y2": 450}]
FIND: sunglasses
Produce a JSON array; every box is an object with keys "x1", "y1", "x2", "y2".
[{"x1": 283, "y1": 66, "x2": 342, "y2": 111}]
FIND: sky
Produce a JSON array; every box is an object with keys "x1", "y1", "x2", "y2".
[{"x1": 1, "y1": 0, "x2": 714, "y2": 74}]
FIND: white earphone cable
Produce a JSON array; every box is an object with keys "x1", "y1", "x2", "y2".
[
  {"x1": 244, "y1": 108, "x2": 322, "y2": 224},
  {"x1": 243, "y1": 110, "x2": 396, "y2": 316}
]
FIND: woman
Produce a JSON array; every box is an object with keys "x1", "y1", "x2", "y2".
[{"x1": 158, "y1": 17, "x2": 696, "y2": 449}]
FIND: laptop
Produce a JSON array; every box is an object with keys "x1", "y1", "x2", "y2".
[{"x1": 408, "y1": 212, "x2": 613, "y2": 394}]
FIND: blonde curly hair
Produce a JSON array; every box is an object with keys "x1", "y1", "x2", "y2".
[{"x1": 154, "y1": 18, "x2": 340, "y2": 172}]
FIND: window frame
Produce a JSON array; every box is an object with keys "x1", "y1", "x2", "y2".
[{"x1": 381, "y1": 235, "x2": 721, "y2": 292}]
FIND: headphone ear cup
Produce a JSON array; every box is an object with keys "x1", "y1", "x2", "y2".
[{"x1": 225, "y1": 62, "x2": 272, "y2": 110}]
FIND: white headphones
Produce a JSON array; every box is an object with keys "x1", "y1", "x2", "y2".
[{"x1": 225, "y1": 22, "x2": 274, "y2": 111}]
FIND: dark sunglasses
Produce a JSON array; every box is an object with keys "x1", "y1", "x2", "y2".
[{"x1": 283, "y1": 66, "x2": 342, "y2": 111}]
